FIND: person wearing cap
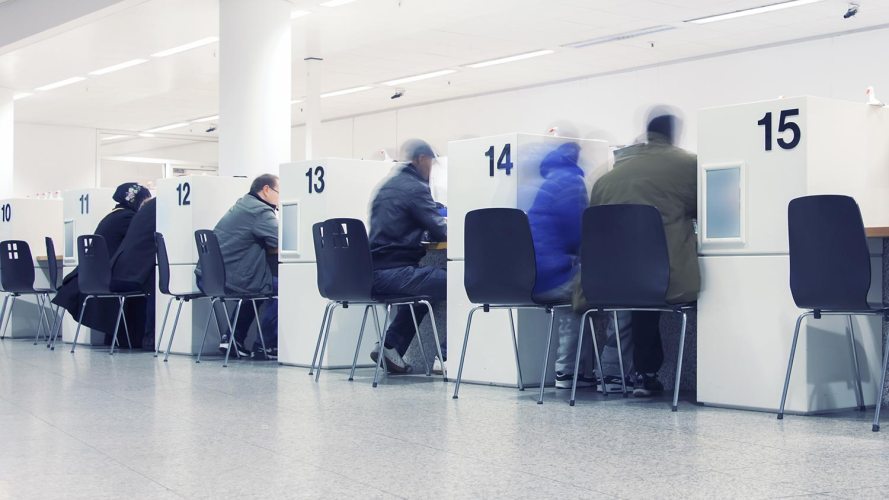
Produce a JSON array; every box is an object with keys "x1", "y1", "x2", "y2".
[
  {"x1": 574, "y1": 108, "x2": 698, "y2": 397},
  {"x1": 367, "y1": 139, "x2": 447, "y2": 373}
]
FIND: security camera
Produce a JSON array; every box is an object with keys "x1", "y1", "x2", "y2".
[
  {"x1": 205, "y1": 126, "x2": 216, "y2": 133},
  {"x1": 844, "y1": 3, "x2": 859, "y2": 19},
  {"x1": 391, "y1": 88, "x2": 405, "y2": 100}
]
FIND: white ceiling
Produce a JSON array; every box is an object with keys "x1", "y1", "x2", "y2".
[{"x1": 2, "y1": 0, "x2": 888, "y2": 137}]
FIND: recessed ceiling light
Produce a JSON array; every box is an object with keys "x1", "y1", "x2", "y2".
[
  {"x1": 35, "y1": 76, "x2": 87, "y2": 92},
  {"x1": 101, "y1": 134, "x2": 129, "y2": 141},
  {"x1": 320, "y1": 86, "x2": 373, "y2": 98},
  {"x1": 466, "y1": 49, "x2": 555, "y2": 69},
  {"x1": 381, "y1": 69, "x2": 457, "y2": 86},
  {"x1": 686, "y1": 0, "x2": 824, "y2": 24},
  {"x1": 563, "y1": 26, "x2": 676, "y2": 49},
  {"x1": 320, "y1": 0, "x2": 357, "y2": 7},
  {"x1": 145, "y1": 122, "x2": 190, "y2": 133},
  {"x1": 191, "y1": 115, "x2": 218, "y2": 123},
  {"x1": 12, "y1": 92, "x2": 32, "y2": 101},
  {"x1": 88, "y1": 58, "x2": 149, "y2": 76},
  {"x1": 290, "y1": 9, "x2": 311, "y2": 18},
  {"x1": 151, "y1": 37, "x2": 219, "y2": 58}
]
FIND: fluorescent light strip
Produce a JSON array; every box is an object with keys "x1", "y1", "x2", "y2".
[
  {"x1": 151, "y1": 36, "x2": 219, "y2": 58},
  {"x1": 320, "y1": 86, "x2": 372, "y2": 98},
  {"x1": 466, "y1": 49, "x2": 554, "y2": 69},
  {"x1": 138, "y1": 133, "x2": 155, "y2": 138},
  {"x1": 291, "y1": 99, "x2": 304, "y2": 104},
  {"x1": 12, "y1": 92, "x2": 32, "y2": 101},
  {"x1": 563, "y1": 26, "x2": 675, "y2": 49},
  {"x1": 686, "y1": 0, "x2": 824, "y2": 24},
  {"x1": 145, "y1": 122, "x2": 190, "y2": 133},
  {"x1": 381, "y1": 69, "x2": 456, "y2": 86},
  {"x1": 101, "y1": 134, "x2": 129, "y2": 141},
  {"x1": 35, "y1": 76, "x2": 86, "y2": 92},
  {"x1": 290, "y1": 9, "x2": 311, "y2": 18},
  {"x1": 89, "y1": 58, "x2": 148, "y2": 76},
  {"x1": 191, "y1": 115, "x2": 218, "y2": 123},
  {"x1": 321, "y1": 0, "x2": 357, "y2": 7}
]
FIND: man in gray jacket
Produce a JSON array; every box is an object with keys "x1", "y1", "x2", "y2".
[{"x1": 196, "y1": 173, "x2": 279, "y2": 359}]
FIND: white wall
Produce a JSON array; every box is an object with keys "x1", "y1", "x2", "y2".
[
  {"x1": 14, "y1": 122, "x2": 97, "y2": 196},
  {"x1": 292, "y1": 26, "x2": 889, "y2": 160}
]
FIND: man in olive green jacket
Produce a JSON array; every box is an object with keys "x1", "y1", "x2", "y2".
[{"x1": 574, "y1": 112, "x2": 699, "y2": 397}]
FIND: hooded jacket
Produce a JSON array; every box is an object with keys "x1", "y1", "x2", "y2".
[
  {"x1": 527, "y1": 143, "x2": 588, "y2": 294},
  {"x1": 369, "y1": 163, "x2": 447, "y2": 269},
  {"x1": 195, "y1": 193, "x2": 278, "y2": 294}
]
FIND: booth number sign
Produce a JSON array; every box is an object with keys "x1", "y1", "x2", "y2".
[
  {"x1": 0, "y1": 203, "x2": 9, "y2": 222},
  {"x1": 757, "y1": 109, "x2": 801, "y2": 151},
  {"x1": 485, "y1": 144, "x2": 514, "y2": 176}
]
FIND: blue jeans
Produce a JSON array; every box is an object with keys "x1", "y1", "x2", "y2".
[{"x1": 372, "y1": 266, "x2": 446, "y2": 358}]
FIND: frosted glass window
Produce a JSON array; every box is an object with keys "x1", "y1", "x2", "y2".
[
  {"x1": 64, "y1": 221, "x2": 75, "y2": 259},
  {"x1": 281, "y1": 203, "x2": 299, "y2": 252},
  {"x1": 706, "y1": 168, "x2": 741, "y2": 239}
]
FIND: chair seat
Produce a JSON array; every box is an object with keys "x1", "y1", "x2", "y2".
[
  {"x1": 86, "y1": 291, "x2": 149, "y2": 298},
  {"x1": 582, "y1": 301, "x2": 696, "y2": 312},
  {"x1": 172, "y1": 292, "x2": 205, "y2": 301},
  {"x1": 370, "y1": 294, "x2": 432, "y2": 304},
  {"x1": 209, "y1": 292, "x2": 276, "y2": 300}
]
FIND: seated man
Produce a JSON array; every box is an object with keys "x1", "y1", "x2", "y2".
[
  {"x1": 580, "y1": 109, "x2": 699, "y2": 397},
  {"x1": 196, "y1": 174, "x2": 279, "y2": 359},
  {"x1": 368, "y1": 139, "x2": 447, "y2": 373}
]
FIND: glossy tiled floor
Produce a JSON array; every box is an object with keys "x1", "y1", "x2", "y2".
[{"x1": 0, "y1": 338, "x2": 886, "y2": 499}]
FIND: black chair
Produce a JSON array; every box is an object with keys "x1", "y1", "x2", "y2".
[
  {"x1": 308, "y1": 218, "x2": 445, "y2": 386},
  {"x1": 0, "y1": 240, "x2": 54, "y2": 343},
  {"x1": 451, "y1": 208, "x2": 570, "y2": 404},
  {"x1": 194, "y1": 230, "x2": 274, "y2": 367},
  {"x1": 154, "y1": 232, "x2": 205, "y2": 362},
  {"x1": 70, "y1": 235, "x2": 148, "y2": 354},
  {"x1": 570, "y1": 205, "x2": 694, "y2": 411},
  {"x1": 778, "y1": 195, "x2": 889, "y2": 432}
]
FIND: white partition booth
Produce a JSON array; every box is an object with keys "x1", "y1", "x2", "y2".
[
  {"x1": 0, "y1": 198, "x2": 63, "y2": 338},
  {"x1": 447, "y1": 133, "x2": 610, "y2": 386},
  {"x1": 278, "y1": 158, "x2": 395, "y2": 368},
  {"x1": 155, "y1": 175, "x2": 250, "y2": 355},
  {"x1": 59, "y1": 188, "x2": 116, "y2": 345},
  {"x1": 697, "y1": 96, "x2": 889, "y2": 413}
]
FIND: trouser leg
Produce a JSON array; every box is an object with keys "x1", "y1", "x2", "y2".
[
  {"x1": 631, "y1": 311, "x2": 663, "y2": 374},
  {"x1": 601, "y1": 310, "x2": 634, "y2": 377}
]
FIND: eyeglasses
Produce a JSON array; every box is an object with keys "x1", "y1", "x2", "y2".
[{"x1": 270, "y1": 187, "x2": 280, "y2": 194}]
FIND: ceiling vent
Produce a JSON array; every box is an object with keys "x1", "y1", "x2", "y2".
[{"x1": 562, "y1": 25, "x2": 676, "y2": 49}]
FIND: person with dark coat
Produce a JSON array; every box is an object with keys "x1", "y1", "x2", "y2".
[
  {"x1": 52, "y1": 183, "x2": 152, "y2": 347},
  {"x1": 367, "y1": 139, "x2": 447, "y2": 373}
]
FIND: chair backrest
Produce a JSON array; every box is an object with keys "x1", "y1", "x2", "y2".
[
  {"x1": 0, "y1": 240, "x2": 36, "y2": 293},
  {"x1": 194, "y1": 230, "x2": 227, "y2": 297},
  {"x1": 464, "y1": 208, "x2": 537, "y2": 305},
  {"x1": 580, "y1": 204, "x2": 671, "y2": 308},
  {"x1": 155, "y1": 232, "x2": 172, "y2": 296},
  {"x1": 788, "y1": 195, "x2": 871, "y2": 311},
  {"x1": 312, "y1": 218, "x2": 374, "y2": 302},
  {"x1": 76, "y1": 235, "x2": 112, "y2": 295},
  {"x1": 45, "y1": 237, "x2": 59, "y2": 290}
]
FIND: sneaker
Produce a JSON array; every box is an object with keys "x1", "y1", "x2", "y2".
[
  {"x1": 601, "y1": 374, "x2": 635, "y2": 394},
  {"x1": 218, "y1": 334, "x2": 231, "y2": 353},
  {"x1": 252, "y1": 347, "x2": 278, "y2": 361},
  {"x1": 555, "y1": 372, "x2": 598, "y2": 389},
  {"x1": 432, "y1": 356, "x2": 446, "y2": 375},
  {"x1": 370, "y1": 343, "x2": 411, "y2": 374},
  {"x1": 219, "y1": 335, "x2": 250, "y2": 358},
  {"x1": 632, "y1": 372, "x2": 664, "y2": 397}
]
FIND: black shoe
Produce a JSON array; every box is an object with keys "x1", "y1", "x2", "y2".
[
  {"x1": 219, "y1": 336, "x2": 250, "y2": 358},
  {"x1": 252, "y1": 346, "x2": 278, "y2": 360},
  {"x1": 632, "y1": 373, "x2": 664, "y2": 397},
  {"x1": 601, "y1": 375, "x2": 635, "y2": 393},
  {"x1": 554, "y1": 372, "x2": 597, "y2": 389}
]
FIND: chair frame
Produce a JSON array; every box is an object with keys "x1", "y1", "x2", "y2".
[
  {"x1": 153, "y1": 233, "x2": 206, "y2": 362},
  {"x1": 0, "y1": 240, "x2": 57, "y2": 345}
]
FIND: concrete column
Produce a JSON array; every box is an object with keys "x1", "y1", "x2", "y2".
[
  {"x1": 0, "y1": 88, "x2": 12, "y2": 198},
  {"x1": 218, "y1": 0, "x2": 291, "y2": 178}
]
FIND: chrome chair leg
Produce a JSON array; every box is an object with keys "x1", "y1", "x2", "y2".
[
  {"x1": 452, "y1": 306, "x2": 481, "y2": 399},
  {"x1": 672, "y1": 311, "x2": 688, "y2": 412},
  {"x1": 0, "y1": 294, "x2": 9, "y2": 340},
  {"x1": 196, "y1": 298, "x2": 218, "y2": 364},
  {"x1": 314, "y1": 303, "x2": 339, "y2": 383},
  {"x1": 309, "y1": 302, "x2": 334, "y2": 375},
  {"x1": 108, "y1": 297, "x2": 126, "y2": 356},
  {"x1": 155, "y1": 296, "x2": 174, "y2": 357},
  {"x1": 537, "y1": 308, "x2": 556, "y2": 405},
  {"x1": 251, "y1": 299, "x2": 268, "y2": 354},
  {"x1": 163, "y1": 299, "x2": 185, "y2": 362},
  {"x1": 407, "y1": 304, "x2": 430, "y2": 376},
  {"x1": 48, "y1": 304, "x2": 64, "y2": 350},
  {"x1": 508, "y1": 308, "x2": 523, "y2": 391},
  {"x1": 371, "y1": 305, "x2": 392, "y2": 388},
  {"x1": 120, "y1": 298, "x2": 132, "y2": 350},
  {"x1": 0, "y1": 295, "x2": 17, "y2": 339},
  {"x1": 872, "y1": 332, "x2": 889, "y2": 432},
  {"x1": 33, "y1": 295, "x2": 48, "y2": 345},
  {"x1": 847, "y1": 315, "x2": 865, "y2": 411},
  {"x1": 70, "y1": 296, "x2": 91, "y2": 352},
  {"x1": 569, "y1": 310, "x2": 590, "y2": 407},
  {"x1": 348, "y1": 305, "x2": 372, "y2": 381},
  {"x1": 778, "y1": 312, "x2": 810, "y2": 419},
  {"x1": 421, "y1": 300, "x2": 447, "y2": 381},
  {"x1": 222, "y1": 300, "x2": 243, "y2": 367},
  {"x1": 613, "y1": 311, "x2": 628, "y2": 397}
]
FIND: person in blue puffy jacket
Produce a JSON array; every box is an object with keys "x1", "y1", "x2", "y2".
[{"x1": 527, "y1": 142, "x2": 596, "y2": 389}]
